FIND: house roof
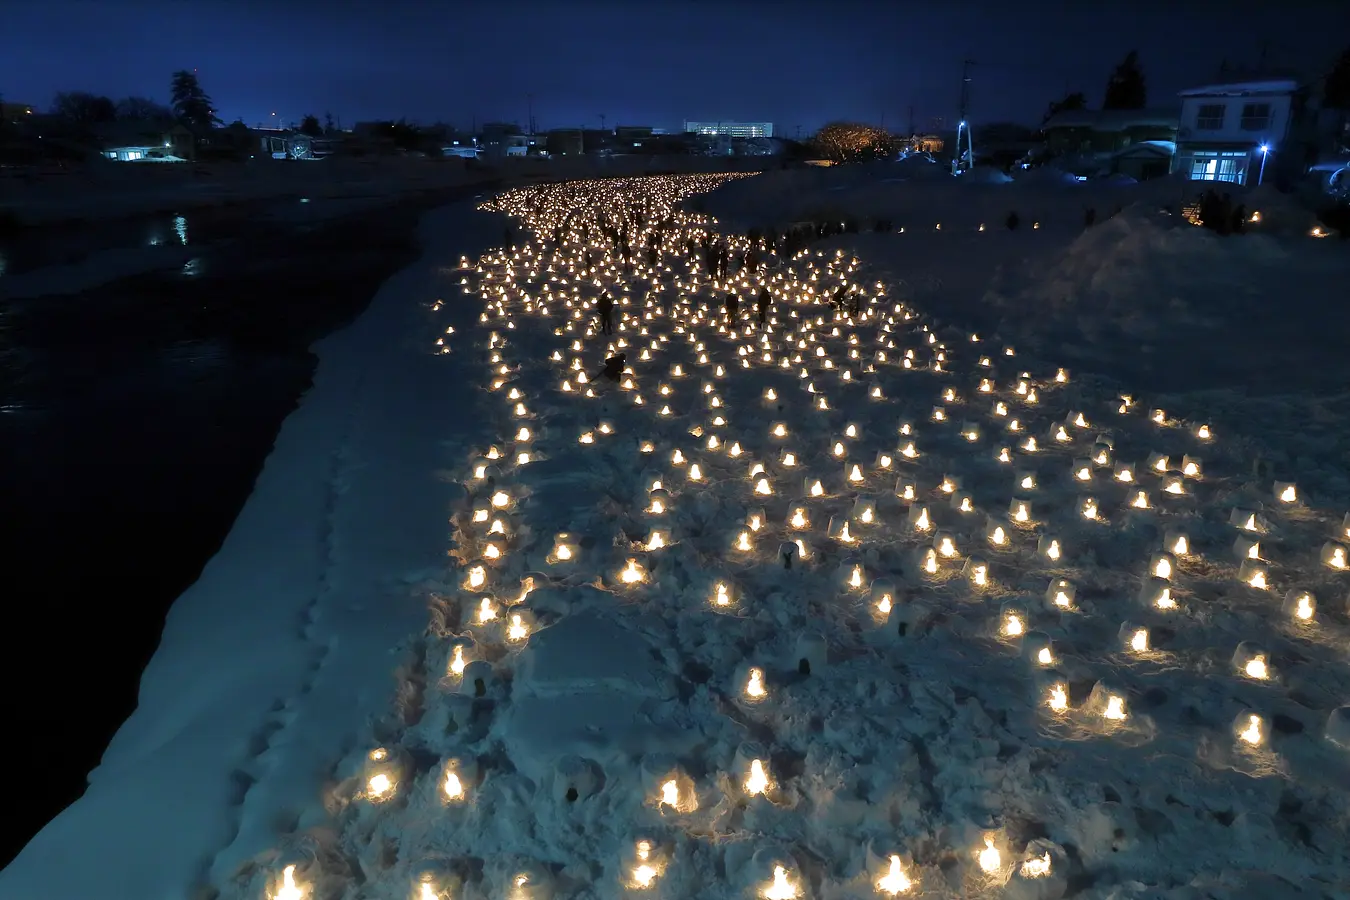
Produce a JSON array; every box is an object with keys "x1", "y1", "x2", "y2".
[
  {"x1": 1178, "y1": 79, "x2": 1299, "y2": 97},
  {"x1": 1110, "y1": 140, "x2": 1177, "y2": 158},
  {"x1": 93, "y1": 120, "x2": 173, "y2": 148},
  {"x1": 1043, "y1": 108, "x2": 1180, "y2": 131}
]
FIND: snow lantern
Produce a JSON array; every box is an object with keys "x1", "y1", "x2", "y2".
[
  {"x1": 547, "y1": 534, "x2": 578, "y2": 565},
  {"x1": 709, "y1": 579, "x2": 739, "y2": 611},
  {"x1": 963, "y1": 556, "x2": 991, "y2": 588},
  {"x1": 1233, "y1": 536, "x2": 1262, "y2": 562},
  {"x1": 939, "y1": 473, "x2": 962, "y2": 495},
  {"x1": 874, "y1": 854, "x2": 916, "y2": 895},
  {"x1": 1326, "y1": 707, "x2": 1350, "y2": 750},
  {"x1": 1230, "y1": 508, "x2": 1266, "y2": 533},
  {"x1": 618, "y1": 557, "x2": 648, "y2": 585},
  {"x1": 873, "y1": 449, "x2": 895, "y2": 471},
  {"x1": 803, "y1": 476, "x2": 827, "y2": 498},
  {"x1": 1232, "y1": 710, "x2": 1267, "y2": 749},
  {"x1": 916, "y1": 546, "x2": 940, "y2": 577},
  {"x1": 1238, "y1": 558, "x2": 1270, "y2": 590},
  {"x1": 1037, "y1": 535, "x2": 1064, "y2": 562},
  {"x1": 868, "y1": 578, "x2": 899, "y2": 616},
  {"x1": 1282, "y1": 590, "x2": 1316, "y2": 623},
  {"x1": 998, "y1": 601, "x2": 1028, "y2": 639},
  {"x1": 552, "y1": 756, "x2": 603, "y2": 804},
  {"x1": 932, "y1": 530, "x2": 961, "y2": 561},
  {"x1": 1163, "y1": 528, "x2": 1191, "y2": 557},
  {"x1": 1342, "y1": 512, "x2": 1350, "y2": 540},
  {"x1": 1022, "y1": 631, "x2": 1056, "y2": 667},
  {"x1": 268, "y1": 865, "x2": 309, "y2": 900},
  {"x1": 626, "y1": 839, "x2": 668, "y2": 890},
  {"x1": 984, "y1": 516, "x2": 1011, "y2": 548},
  {"x1": 1138, "y1": 578, "x2": 1178, "y2": 611},
  {"x1": 1079, "y1": 497, "x2": 1100, "y2": 521},
  {"x1": 960, "y1": 422, "x2": 982, "y2": 443},
  {"x1": 1232, "y1": 642, "x2": 1271, "y2": 680},
  {"x1": 1085, "y1": 681, "x2": 1130, "y2": 723},
  {"x1": 1015, "y1": 470, "x2": 1038, "y2": 491},
  {"x1": 778, "y1": 540, "x2": 806, "y2": 570},
  {"x1": 793, "y1": 633, "x2": 828, "y2": 676},
  {"x1": 894, "y1": 476, "x2": 917, "y2": 502},
  {"x1": 827, "y1": 515, "x2": 859, "y2": 545},
  {"x1": 504, "y1": 865, "x2": 554, "y2": 900},
  {"x1": 906, "y1": 504, "x2": 932, "y2": 532},
  {"x1": 1071, "y1": 458, "x2": 1093, "y2": 483},
  {"x1": 1119, "y1": 622, "x2": 1150, "y2": 653},
  {"x1": 1274, "y1": 481, "x2": 1298, "y2": 505},
  {"x1": 1039, "y1": 669, "x2": 1071, "y2": 713},
  {"x1": 786, "y1": 501, "x2": 811, "y2": 530},
  {"x1": 739, "y1": 664, "x2": 769, "y2": 702},
  {"x1": 457, "y1": 659, "x2": 496, "y2": 698},
  {"x1": 463, "y1": 560, "x2": 489, "y2": 591},
  {"x1": 950, "y1": 491, "x2": 976, "y2": 514},
  {"x1": 1145, "y1": 452, "x2": 1170, "y2": 475},
  {"x1": 1149, "y1": 552, "x2": 1176, "y2": 580},
  {"x1": 973, "y1": 833, "x2": 1009, "y2": 878},
  {"x1": 1008, "y1": 498, "x2": 1032, "y2": 524},
  {"x1": 735, "y1": 743, "x2": 774, "y2": 798},
  {"x1": 839, "y1": 557, "x2": 867, "y2": 591},
  {"x1": 1149, "y1": 408, "x2": 1167, "y2": 426},
  {"x1": 1161, "y1": 475, "x2": 1186, "y2": 495},
  {"x1": 1091, "y1": 442, "x2": 1112, "y2": 468},
  {"x1": 1044, "y1": 579, "x2": 1075, "y2": 611},
  {"x1": 362, "y1": 746, "x2": 407, "y2": 803},
  {"x1": 646, "y1": 488, "x2": 670, "y2": 516},
  {"x1": 1181, "y1": 455, "x2": 1202, "y2": 478},
  {"x1": 1321, "y1": 542, "x2": 1348, "y2": 570},
  {"x1": 851, "y1": 495, "x2": 879, "y2": 526},
  {"x1": 1113, "y1": 461, "x2": 1136, "y2": 483},
  {"x1": 1005, "y1": 840, "x2": 1069, "y2": 900},
  {"x1": 1049, "y1": 421, "x2": 1073, "y2": 445}
]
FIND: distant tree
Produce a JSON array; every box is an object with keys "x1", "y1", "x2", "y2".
[
  {"x1": 1325, "y1": 46, "x2": 1350, "y2": 110},
  {"x1": 1042, "y1": 91, "x2": 1087, "y2": 124},
  {"x1": 1103, "y1": 51, "x2": 1147, "y2": 109},
  {"x1": 115, "y1": 96, "x2": 174, "y2": 121},
  {"x1": 813, "y1": 121, "x2": 897, "y2": 163},
  {"x1": 299, "y1": 114, "x2": 322, "y2": 137},
  {"x1": 170, "y1": 70, "x2": 222, "y2": 130},
  {"x1": 323, "y1": 111, "x2": 335, "y2": 134},
  {"x1": 52, "y1": 91, "x2": 117, "y2": 124}
]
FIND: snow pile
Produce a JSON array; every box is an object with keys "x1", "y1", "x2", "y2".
[
  {"x1": 702, "y1": 167, "x2": 1185, "y2": 233},
  {"x1": 980, "y1": 207, "x2": 1350, "y2": 393}
]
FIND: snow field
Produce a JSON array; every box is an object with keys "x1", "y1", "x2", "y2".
[{"x1": 248, "y1": 174, "x2": 1349, "y2": 900}]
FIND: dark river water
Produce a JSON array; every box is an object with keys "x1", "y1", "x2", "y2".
[{"x1": 0, "y1": 184, "x2": 496, "y2": 866}]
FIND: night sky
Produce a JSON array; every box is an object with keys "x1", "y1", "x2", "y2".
[{"x1": 2, "y1": 0, "x2": 1346, "y2": 133}]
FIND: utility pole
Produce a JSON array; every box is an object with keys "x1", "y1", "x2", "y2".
[
  {"x1": 599, "y1": 113, "x2": 607, "y2": 132},
  {"x1": 527, "y1": 93, "x2": 535, "y2": 134},
  {"x1": 956, "y1": 58, "x2": 975, "y2": 173},
  {"x1": 795, "y1": 124, "x2": 801, "y2": 140}
]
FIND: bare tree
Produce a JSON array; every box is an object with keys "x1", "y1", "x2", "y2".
[{"x1": 115, "y1": 96, "x2": 174, "y2": 121}]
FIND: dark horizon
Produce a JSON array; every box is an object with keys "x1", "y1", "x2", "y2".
[{"x1": 3, "y1": 0, "x2": 1347, "y2": 133}]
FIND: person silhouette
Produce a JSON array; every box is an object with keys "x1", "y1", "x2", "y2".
[{"x1": 595, "y1": 292, "x2": 615, "y2": 335}]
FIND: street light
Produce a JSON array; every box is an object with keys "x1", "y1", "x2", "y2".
[{"x1": 1258, "y1": 144, "x2": 1270, "y2": 186}]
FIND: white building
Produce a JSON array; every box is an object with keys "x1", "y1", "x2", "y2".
[
  {"x1": 1172, "y1": 78, "x2": 1299, "y2": 186},
  {"x1": 684, "y1": 121, "x2": 774, "y2": 138}
]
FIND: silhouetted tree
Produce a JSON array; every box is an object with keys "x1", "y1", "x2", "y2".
[
  {"x1": 1042, "y1": 91, "x2": 1087, "y2": 124},
  {"x1": 324, "y1": 111, "x2": 336, "y2": 134},
  {"x1": 52, "y1": 91, "x2": 117, "y2": 124},
  {"x1": 1103, "y1": 51, "x2": 1147, "y2": 109},
  {"x1": 813, "y1": 122, "x2": 897, "y2": 163},
  {"x1": 116, "y1": 96, "x2": 174, "y2": 121},
  {"x1": 1325, "y1": 46, "x2": 1350, "y2": 110},
  {"x1": 170, "y1": 70, "x2": 222, "y2": 130},
  {"x1": 299, "y1": 114, "x2": 322, "y2": 137}
]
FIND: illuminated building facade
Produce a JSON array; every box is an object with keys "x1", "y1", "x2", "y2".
[{"x1": 684, "y1": 121, "x2": 774, "y2": 138}]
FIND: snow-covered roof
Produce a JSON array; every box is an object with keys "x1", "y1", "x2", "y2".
[
  {"x1": 1042, "y1": 109, "x2": 1180, "y2": 132},
  {"x1": 1110, "y1": 140, "x2": 1177, "y2": 158},
  {"x1": 1178, "y1": 79, "x2": 1299, "y2": 97}
]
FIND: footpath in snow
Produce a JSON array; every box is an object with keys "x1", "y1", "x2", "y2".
[
  {"x1": 0, "y1": 201, "x2": 507, "y2": 899},
  {"x1": 7, "y1": 173, "x2": 1350, "y2": 900}
]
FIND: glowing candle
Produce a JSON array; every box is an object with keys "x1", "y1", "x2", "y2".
[
  {"x1": 977, "y1": 838, "x2": 1001, "y2": 874},
  {"x1": 762, "y1": 866, "x2": 798, "y2": 900},
  {"x1": 745, "y1": 759, "x2": 770, "y2": 795},
  {"x1": 876, "y1": 856, "x2": 913, "y2": 895},
  {"x1": 745, "y1": 667, "x2": 766, "y2": 698}
]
